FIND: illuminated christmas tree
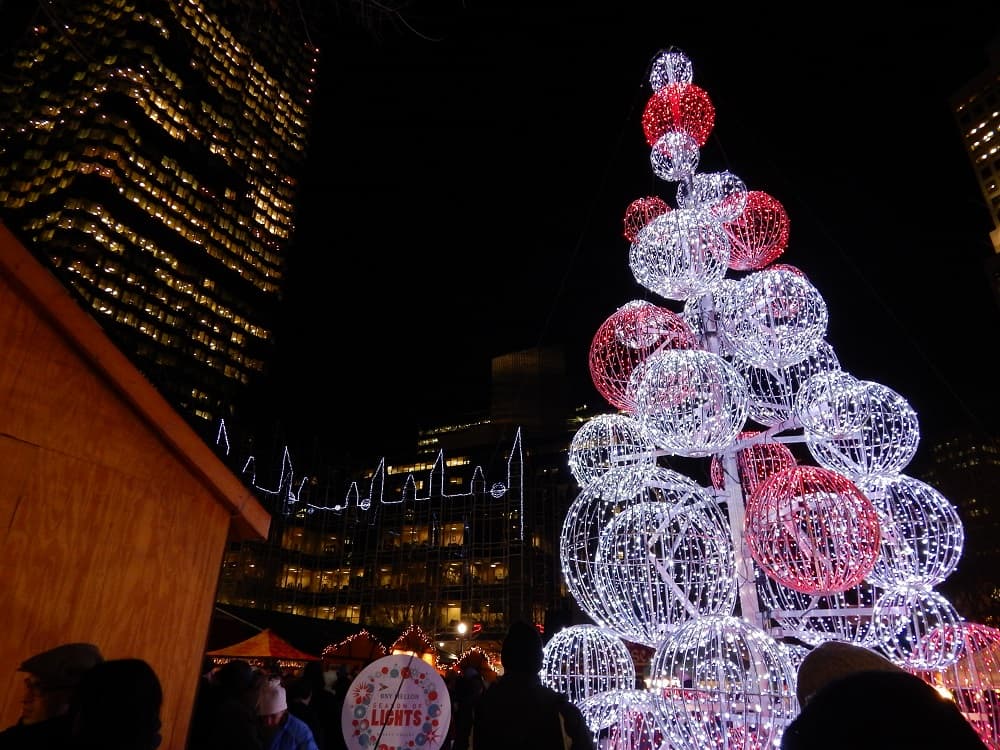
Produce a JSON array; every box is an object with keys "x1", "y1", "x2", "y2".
[{"x1": 542, "y1": 48, "x2": 1000, "y2": 750}]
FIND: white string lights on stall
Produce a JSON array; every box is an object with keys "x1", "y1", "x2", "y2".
[{"x1": 551, "y1": 45, "x2": 997, "y2": 749}]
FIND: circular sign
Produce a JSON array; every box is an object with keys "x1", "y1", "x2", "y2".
[{"x1": 341, "y1": 654, "x2": 451, "y2": 750}]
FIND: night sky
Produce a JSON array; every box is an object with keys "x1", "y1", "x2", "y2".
[{"x1": 252, "y1": 5, "x2": 1000, "y2": 466}]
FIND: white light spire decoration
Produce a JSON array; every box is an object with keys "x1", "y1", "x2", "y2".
[{"x1": 553, "y1": 45, "x2": 992, "y2": 749}]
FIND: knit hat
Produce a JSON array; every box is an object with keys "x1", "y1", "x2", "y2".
[
  {"x1": 257, "y1": 679, "x2": 288, "y2": 715},
  {"x1": 18, "y1": 642, "x2": 103, "y2": 690},
  {"x1": 501, "y1": 621, "x2": 543, "y2": 674},
  {"x1": 795, "y1": 640, "x2": 903, "y2": 706}
]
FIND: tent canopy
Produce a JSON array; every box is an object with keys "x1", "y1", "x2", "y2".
[{"x1": 206, "y1": 628, "x2": 319, "y2": 662}]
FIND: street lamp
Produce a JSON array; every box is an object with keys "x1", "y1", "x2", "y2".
[{"x1": 457, "y1": 621, "x2": 468, "y2": 658}]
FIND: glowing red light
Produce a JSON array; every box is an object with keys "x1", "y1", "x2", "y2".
[{"x1": 641, "y1": 82, "x2": 715, "y2": 148}]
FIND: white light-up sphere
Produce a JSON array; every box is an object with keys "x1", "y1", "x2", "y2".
[
  {"x1": 629, "y1": 207, "x2": 731, "y2": 301},
  {"x1": 651, "y1": 131, "x2": 700, "y2": 182},
  {"x1": 676, "y1": 170, "x2": 748, "y2": 223},
  {"x1": 728, "y1": 268, "x2": 829, "y2": 369},
  {"x1": 737, "y1": 341, "x2": 840, "y2": 427},
  {"x1": 560, "y1": 465, "x2": 705, "y2": 629},
  {"x1": 568, "y1": 413, "x2": 656, "y2": 489},
  {"x1": 630, "y1": 349, "x2": 749, "y2": 458},
  {"x1": 806, "y1": 381, "x2": 920, "y2": 481},
  {"x1": 589, "y1": 299, "x2": 700, "y2": 413},
  {"x1": 858, "y1": 474, "x2": 964, "y2": 588},
  {"x1": 540, "y1": 625, "x2": 636, "y2": 709},
  {"x1": 682, "y1": 278, "x2": 739, "y2": 357},
  {"x1": 594, "y1": 485, "x2": 736, "y2": 646},
  {"x1": 745, "y1": 465, "x2": 881, "y2": 595},
  {"x1": 794, "y1": 369, "x2": 870, "y2": 438},
  {"x1": 649, "y1": 615, "x2": 798, "y2": 750},
  {"x1": 759, "y1": 574, "x2": 888, "y2": 648},
  {"x1": 603, "y1": 690, "x2": 667, "y2": 750},
  {"x1": 649, "y1": 49, "x2": 694, "y2": 89},
  {"x1": 874, "y1": 584, "x2": 964, "y2": 670}
]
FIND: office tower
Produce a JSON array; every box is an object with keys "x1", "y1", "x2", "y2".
[
  {"x1": 0, "y1": 1, "x2": 318, "y2": 433},
  {"x1": 952, "y1": 34, "x2": 1000, "y2": 304}
]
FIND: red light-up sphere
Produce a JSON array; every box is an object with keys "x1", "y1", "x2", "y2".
[
  {"x1": 745, "y1": 465, "x2": 881, "y2": 595},
  {"x1": 915, "y1": 622, "x2": 1000, "y2": 749},
  {"x1": 641, "y1": 82, "x2": 715, "y2": 148},
  {"x1": 723, "y1": 191, "x2": 790, "y2": 271},
  {"x1": 709, "y1": 430, "x2": 798, "y2": 496},
  {"x1": 623, "y1": 196, "x2": 670, "y2": 242},
  {"x1": 589, "y1": 300, "x2": 699, "y2": 413}
]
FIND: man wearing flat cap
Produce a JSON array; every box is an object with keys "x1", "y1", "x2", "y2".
[{"x1": 0, "y1": 641, "x2": 103, "y2": 749}]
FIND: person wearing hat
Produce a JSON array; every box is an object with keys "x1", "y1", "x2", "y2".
[
  {"x1": 257, "y1": 678, "x2": 318, "y2": 750},
  {"x1": 0, "y1": 641, "x2": 103, "y2": 750},
  {"x1": 467, "y1": 621, "x2": 593, "y2": 750},
  {"x1": 781, "y1": 639, "x2": 988, "y2": 749}
]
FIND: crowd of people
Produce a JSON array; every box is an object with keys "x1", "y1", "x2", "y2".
[{"x1": 0, "y1": 630, "x2": 990, "y2": 750}]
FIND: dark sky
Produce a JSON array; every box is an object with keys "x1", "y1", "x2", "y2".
[{"x1": 253, "y1": 4, "x2": 1000, "y2": 466}]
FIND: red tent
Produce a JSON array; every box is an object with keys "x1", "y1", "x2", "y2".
[{"x1": 206, "y1": 628, "x2": 320, "y2": 667}]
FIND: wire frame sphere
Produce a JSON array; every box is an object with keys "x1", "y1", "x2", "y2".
[
  {"x1": 540, "y1": 624, "x2": 636, "y2": 710},
  {"x1": 651, "y1": 130, "x2": 700, "y2": 182},
  {"x1": 857, "y1": 474, "x2": 964, "y2": 589},
  {"x1": 723, "y1": 190, "x2": 790, "y2": 271},
  {"x1": 649, "y1": 48, "x2": 694, "y2": 89},
  {"x1": 593, "y1": 487, "x2": 736, "y2": 646},
  {"x1": 709, "y1": 430, "x2": 798, "y2": 496},
  {"x1": 728, "y1": 268, "x2": 829, "y2": 369},
  {"x1": 806, "y1": 381, "x2": 920, "y2": 481},
  {"x1": 623, "y1": 196, "x2": 671, "y2": 242},
  {"x1": 560, "y1": 464, "x2": 715, "y2": 630},
  {"x1": 736, "y1": 341, "x2": 840, "y2": 427},
  {"x1": 629, "y1": 349, "x2": 749, "y2": 458},
  {"x1": 759, "y1": 575, "x2": 889, "y2": 648},
  {"x1": 630, "y1": 207, "x2": 731, "y2": 301},
  {"x1": 568, "y1": 413, "x2": 656, "y2": 489},
  {"x1": 745, "y1": 465, "x2": 881, "y2": 595},
  {"x1": 589, "y1": 300, "x2": 699, "y2": 413},
  {"x1": 578, "y1": 689, "x2": 668, "y2": 746},
  {"x1": 641, "y1": 81, "x2": 715, "y2": 148},
  {"x1": 676, "y1": 171, "x2": 748, "y2": 224},
  {"x1": 914, "y1": 622, "x2": 1000, "y2": 749},
  {"x1": 649, "y1": 615, "x2": 798, "y2": 750},
  {"x1": 873, "y1": 584, "x2": 964, "y2": 670},
  {"x1": 682, "y1": 277, "x2": 739, "y2": 357},
  {"x1": 793, "y1": 369, "x2": 869, "y2": 438}
]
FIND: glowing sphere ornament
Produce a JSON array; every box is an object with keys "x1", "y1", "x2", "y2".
[
  {"x1": 630, "y1": 207, "x2": 731, "y2": 301},
  {"x1": 649, "y1": 48, "x2": 694, "y2": 89},
  {"x1": 589, "y1": 299, "x2": 699, "y2": 413},
  {"x1": 649, "y1": 615, "x2": 798, "y2": 750},
  {"x1": 539, "y1": 624, "x2": 636, "y2": 707},
  {"x1": 793, "y1": 369, "x2": 870, "y2": 438},
  {"x1": 593, "y1": 482, "x2": 736, "y2": 646},
  {"x1": 681, "y1": 277, "x2": 739, "y2": 357},
  {"x1": 915, "y1": 623, "x2": 1000, "y2": 749},
  {"x1": 723, "y1": 190, "x2": 790, "y2": 270},
  {"x1": 806, "y1": 381, "x2": 920, "y2": 481},
  {"x1": 568, "y1": 413, "x2": 655, "y2": 489},
  {"x1": 651, "y1": 130, "x2": 700, "y2": 182},
  {"x1": 623, "y1": 196, "x2": 671, "y2": 242},
  {"x1": 857, "y1": 474, "x2": 964, "y2": 588},
  {"x1": 629, "y1": 348, "x2": 749, "y2": 457},
  {"x1": 675, "y1": 170, "x2": 748, "y2": 223},
  {"x1": 745, "y1": 465, "x2": 881, "y2": 595},
  {"x1": 728, "y1": 267, "x2": 829, "y2": 369},
  {"x1": 737, "y1": 341, "x2": 841, "y2": 427},
  {"x1": 641, "y1": 81, "x2": 715, "y2": 148},
  {"x1": 709, "y1": 430, "x2": 798, "y2": 496},
  {"x1": 874, "y1": 584, "x2": 964, "y2": 670}
]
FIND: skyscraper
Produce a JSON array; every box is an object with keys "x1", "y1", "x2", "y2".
[{"x1": 0, "y1": 1, "x2": 319, "y2": 434}]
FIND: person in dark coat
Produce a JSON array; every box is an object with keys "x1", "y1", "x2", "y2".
[
  {"x1": 198, "y1": 659, "x2": 264, "y2": 750},
  {"x1": 286, "y1": 675, "x2": 325, "y2": 750},
  {"x1": 67, "y1": 657, "x2": 163, "y2": 750},
  {"x1": 467, "y1": 622, "x2": 593, "y2": 750},
  {"x1": 781, "y1": 641, "x2": 988, "y2": 749},
  {"x1": 0, "y1": 642, "x2": 103, "y2": 750}
]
